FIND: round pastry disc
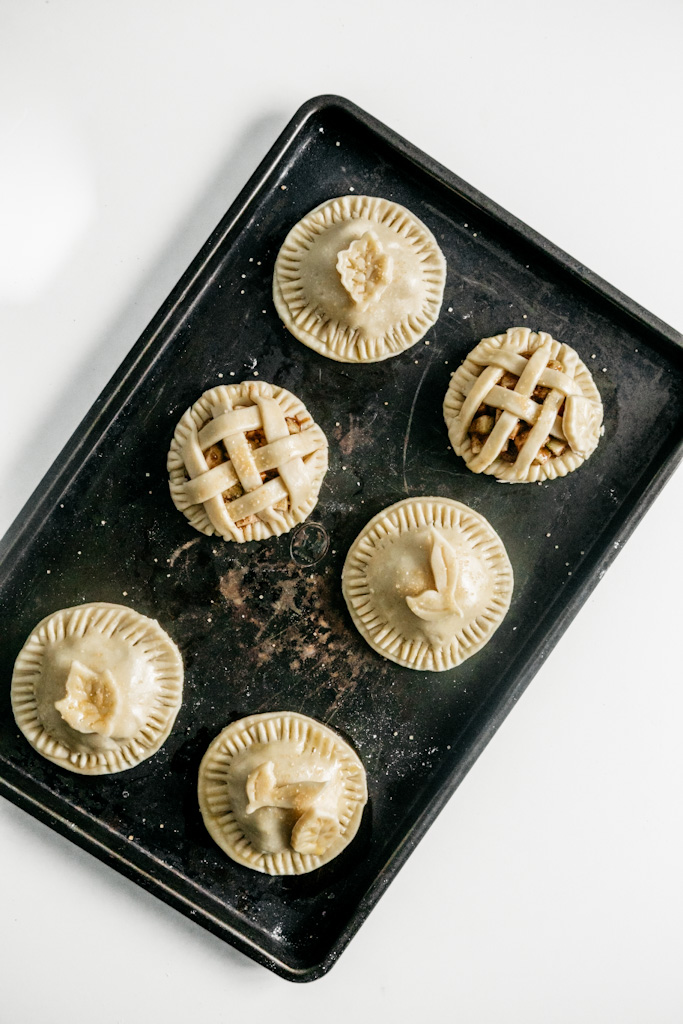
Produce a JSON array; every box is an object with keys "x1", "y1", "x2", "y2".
[
  {"x1": 443, "y1": 327, "x2": 604, "y2": 483},
  {"x1": 342, "y1": 496, "x2": 514, "y2": 672},
  {"x1": 198, "y1": 711, "x2": 368, "y2": 875},
  {"x1": 11, "y1": 603, "x2": 184, "y2": 775},
  {"x1": 168, "y1": 380, "x2": 328, "y2": 543},
  {"x1": 273, "y1": 195, "x2": 446, "y2": 363}
]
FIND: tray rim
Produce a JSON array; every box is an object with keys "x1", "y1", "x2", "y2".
[{"x1": 1, "y1": 93, "x2": 682, "y2": 982}]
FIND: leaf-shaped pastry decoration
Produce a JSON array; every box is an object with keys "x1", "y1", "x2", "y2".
[
  {"x1": 245, "y1": 760, "x2": 277, "y2": 814},
  {"x1": 563, "y1": 395, "x2": 602, "y2": 457},
  {"x1": 430, "y1": 526, "x2": 453, "y2": 593},
  {"x1": 406, "y1": 528, "x2": 463, "y2": 621},
  {"x1": 336, "y1": 231, "x2": 393, "y2": 308},
  {"x1": 291, "y1": 809, "x2": 340, "y2": 856},
  {"x1": 245, "y1": 760, "x2": 329, "y2": 815},
  {"x1": 54, "y1": 660, "x2": 120, "y2": 737}
]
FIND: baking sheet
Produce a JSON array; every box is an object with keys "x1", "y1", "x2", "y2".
[{"x1": 1, "y1": 95, "x2": 682, "y2": 981}]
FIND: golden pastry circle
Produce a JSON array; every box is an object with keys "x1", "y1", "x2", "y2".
[
  {"x1": 198, "y1": 711, "x2": 367, "y2": 875},
  {"x1": 342, "y1": 497, "x2": 513, "y2": 672},
  {"x1": 11, "y1": 603, "x2": 183, "y2": 775},
  {"x1": 443, "y1": 327, "x2": 603, "y2": 483},
  {"x1": 168, "y1": 380, "x2": 328, "y2": 543},
  {"x1": 273, "y1": 195, "x2": 446, "y2": 363}
]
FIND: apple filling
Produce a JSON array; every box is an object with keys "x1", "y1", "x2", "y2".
[
  {"x1": 202, "y1": 416, "x2": 302, "y2": 527},
  {"x1": 468, "y1": 354, "x2": 569, "y2": 465}
]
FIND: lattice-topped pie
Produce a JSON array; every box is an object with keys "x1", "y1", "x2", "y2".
[
  {"x1": 273, "y1": 195, "x2": 447, "y2": 363},
  {"x1": 11, "y1": 603, "x2": 183, "y2": 775},
  {"x1": 198, "y1": 712, "x2": 367, "y2": 875},
  {"x1": 168, "y1": 381, "x2": 328, "y2": 543},
  {"x1": 443, "y1": 327, "x2": 603, "y2": 483},
  {"x1": 342, "y1": 497, "x2": 513, "y2": 672}
]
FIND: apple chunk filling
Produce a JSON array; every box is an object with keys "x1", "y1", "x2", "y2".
[{"x1": 467, "y1": 355, "x2": 569, "y2": 465}]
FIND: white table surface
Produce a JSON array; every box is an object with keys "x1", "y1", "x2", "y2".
[{"x1": 1, "y1": 2, "x2": 682, "y2": 1021}]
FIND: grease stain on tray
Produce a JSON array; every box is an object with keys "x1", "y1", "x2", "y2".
[{"x1": 217, "y1": 557, "x2": 380, "y2": 713}]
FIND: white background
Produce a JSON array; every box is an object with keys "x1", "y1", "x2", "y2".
[{"x1": 1, "y1": 2, "x2": 682, "y2": 1020}]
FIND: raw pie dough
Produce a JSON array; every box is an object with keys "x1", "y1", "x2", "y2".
[
  {"x1": 342, "y1": 497, "x2": 513, "y2": 672},
  {"x1": 11, "y1": 603, "x2": 183, "y2": 775},
  {"x1": 168, "y1": 380, "x2": 328, "y2": 543},
  {"x1": 273, "y1": 195, "x2": 447, "y2": 363},
  {"x1": 198, "y1": 711, "x2": 367, "y2": 875},
  {"x1": 443, "y1": 327, "x2": 603, "y2": 483}
]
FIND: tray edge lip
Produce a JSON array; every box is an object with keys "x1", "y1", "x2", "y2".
[{"x1": 0, "y1": 768, "x2": 328, "y2": 982}]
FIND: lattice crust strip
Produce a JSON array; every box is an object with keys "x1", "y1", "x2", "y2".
[
  {"x1": 168, "y1": 381, "x2": 328, "y2": 543},
  {"x1": 443, "y1": 327, "x2": 603, "y2": 483}
]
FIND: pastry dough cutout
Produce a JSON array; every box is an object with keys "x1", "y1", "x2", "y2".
[
  {"x1": 273, "y1": 195, "x2": 446, "y2": 363},
  {"x1": 54, "y1": 661, "x2": 120, "y2": 737},
  {"x1": 198, "y1": 712, "x2": 367, "y2": 875},
  {"x1": 336, "y1": 230, "x2": 393, "y2": 308},
  {"x1": 11, "y1": 603, "x2": 183, "y2": 775},
  {"x1": 342, "y1": 497, "x2": 513, "y2": 672},
  {"x1": 167, "y1": 380, "x2": 328, "y2": 543},
  {"x1": 443, "y1": 327, "x2": 604, "y2": 483}
]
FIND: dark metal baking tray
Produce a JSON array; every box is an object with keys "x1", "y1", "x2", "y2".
[{"x1": 1, "y1": 95, "x2": 682, "y2": 982}]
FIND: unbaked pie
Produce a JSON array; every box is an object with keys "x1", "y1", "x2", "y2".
[
  {"x1": 198, "y1": 711, "x2": 367, "y2": 875},
  {"x1": 443, "y1": 327, "x2": 603, "y2": 483},
  {"x1": 11, "y1": 603, "x2": 183, "y2": 775},
  {"x1": 342, "y1": 497, "x2": 513, "y2": 672},
  {"x1": 168, "y1": 380, "x2": 328, "y2": 543},
  {"x1": 273, "y1": 195, "x2": 447, "y2": 363}
]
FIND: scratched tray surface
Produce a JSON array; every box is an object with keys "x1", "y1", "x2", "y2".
[{"x1": 1, "y1": 97, "x2": 682, "y2": 981}]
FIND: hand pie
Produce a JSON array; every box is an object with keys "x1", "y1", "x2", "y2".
[
  {"x1": 342, "y1": 497, "x2": 513, "y2": 672},
  {"x1": 198, "y1": 712, "x2": 367, "y2": 875},
  {"x1": 443, "y1": 327, "x2": 603, "y2": 482},
  {"x1": 11, "y1": 603, "x2": 183, "y2": 775},
  {"x1": 168, "y1": 380, "x2": 328, "y2": 543},
  {"x1": 273, "y1": 195, "x2": 446, "y2": 363}
]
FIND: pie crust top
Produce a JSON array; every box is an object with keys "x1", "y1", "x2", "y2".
[
  {"x1": 11, "y1": 603, "x2": 184, "y2": 775},
  {"x1": 198, "y1": 711, "x2": 368, "y2": 876},
  {"x1": 168, "y1": 380, "x2": 328, "y2": 543},
  {"x1": 443, "y1": 327, "x2": 604, "y2": 483},
  {"x1": 273, "y1": 195, "x2": 447, "y2": 363},
  {"x1": 342, "y1": 497, "x2": 513, "y2": 672}
]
